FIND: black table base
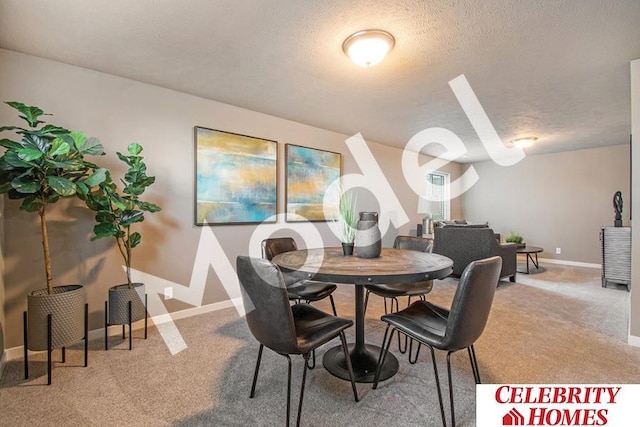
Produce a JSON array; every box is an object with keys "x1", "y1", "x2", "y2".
[{"x1": 323, "y1": 343, "x2": 398, "y2": 383}]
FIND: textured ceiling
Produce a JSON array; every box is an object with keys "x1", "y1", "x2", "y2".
[{"x1": 1, "y1": 0, "x2": 640, "y2": 163}]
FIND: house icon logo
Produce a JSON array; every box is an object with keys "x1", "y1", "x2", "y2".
[{"x1": 503, "y1": 408, "x2": 525, "y2": 425}]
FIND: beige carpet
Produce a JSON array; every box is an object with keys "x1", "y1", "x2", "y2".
[{"x1": 1, "y1": 263, "x2": 639, "y2": 426}]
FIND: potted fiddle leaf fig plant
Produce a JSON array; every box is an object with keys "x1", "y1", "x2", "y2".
[
  {"x1": 0, "y1": 101, "x2": 106, "y2": 367},
  {"x1": 335, "y1": 188, "x2": 358, "y2": 255},
  {"x1": 84, "y1": 142, "x2": 160, "y2": 346}
]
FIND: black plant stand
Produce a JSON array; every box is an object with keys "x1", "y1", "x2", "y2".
[
  {"x1": 104, "y1": 294, "x2": 148, "y2": 350},
  {"x1": 23, "y1": 303, "x2": 89, "y2": 385}
]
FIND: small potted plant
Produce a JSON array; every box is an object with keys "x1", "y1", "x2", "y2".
[
  {"x1": 505, "y1": 231, "x2": 525, "y2": 248},
  {"x1": 84, "y1": 143, "x2": 160, "y2": 344},
  {"x1": 335, "y1": 188, "x2": 358, "y2": 255},
  {"x1": 0, "y1": 101, "x2": 106, "y2": 370}
]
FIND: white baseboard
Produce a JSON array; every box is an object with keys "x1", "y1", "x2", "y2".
[
  {"x1": 3, "y1": 297, "x2": 243, "y2": 362},
  {"x1": 629, "y1": 334, "x2": 640, "y2": 348},
  {"x1": 538, "y1": 258, "x2": 601, "y2": 269}
]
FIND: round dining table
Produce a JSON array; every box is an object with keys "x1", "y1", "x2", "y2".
[{"x1": 272, "y1": 247, "x2": 453, "y2": 383}]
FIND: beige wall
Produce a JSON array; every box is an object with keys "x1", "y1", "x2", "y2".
[
  {"x1": 0, "y1": 49, "x2": 462, "y2": 349},
  {"x1": 461, "y1": 145, "x2": 630, "y2": 264},
  {"x1": 631, "y1": 58, "x2": 640, "y2": 341}
]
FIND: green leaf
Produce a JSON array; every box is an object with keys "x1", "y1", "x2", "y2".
[
  {"x1": 20, "y1": 195, "x2": 44, "y2": 213},
  {"x1": 76, "y1": 181, "x2": 89, "y2": 196},
  {"x1": 111, "y1": 193, "x2": 127, "y2": 211},
  {"x1": 80, "y1": 137, "x2": 105, "y2": 156},
  {"x1": 40, "y1": 124, "x2": 69, "y2": 135},
  {"x1": 127, "y1": 143, "x2": 143, "y2": 156},
  {"x1": 0, "y1": 138, "x2": 22, "y2": 150},
  {"x1": 69, "y1": 130, "x2": 87, "y2": 150},
  {"x1": 23, "y1": 134, "x2": 49, "y2": 153},
  {"x1": 46, "y1": 159, "x2": 78, "y2": 169},
  {"x1": 7, "y1": 189, "x2": 28, "y2": 199},
  {"x1": 11, "y1": 176, "x2": 41, "y2": 193},
  {"x1": 137, "y1": 200, "x2": 161, "y2": 212},
  {"x1": 16, "y1": 148, "x2": 43, "y2": 161},
  {"x1": 49, "y1": 138, "x2": 71, "y2": 156},
  {"x1": 95, "y1": 211, "x2": 117, "y2": 223},
  {"x1": 0, "y1": 125, "x2": 26, "y2": 133},
  {"x1": 6, "y1": 101, "x2": 50, "y2": 128},
  {"x1": 48, "y1": 176, "x2": 76, "y2": 196},
  {"x1": 119, "y1": 210, "x2": 144, "y2": 226},
  {"x1": 92, "y1": 223, "x2": 120, "y2": 239},
  {"x1": 128, "y1": 232, "x2": 141, "y2": 248},
  {"x1": 0, "y1": 181, "x2": 13, "y2": 193},
  {"x1": 83, "y1": 167, "x2": 107, "y2": 187},
  {"x1": 2, "y1": 150, "x2": 34, "y2": 168}
]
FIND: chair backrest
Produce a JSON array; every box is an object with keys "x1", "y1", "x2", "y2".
[
  {"x1": 443, "y1": 256, "x2": 502, "y2": 350},
  {"x1": 393, "y1": 235, "x2": 432, "y2": 252},
  {"x1": 236, "y1": 256, "x2": 299, "y2": 354},
  {"x1": 262, "y1": 237, "x2": 298, "y2": 261}
]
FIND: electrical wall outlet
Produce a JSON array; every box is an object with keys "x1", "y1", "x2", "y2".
[
  {"x1": 555, "y1": 247, "x2": 561, "y2": 254},
  {"x1": 164, "y1": 287, "x2": 173, "y2": 300}
]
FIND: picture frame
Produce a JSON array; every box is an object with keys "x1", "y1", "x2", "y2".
[
  {"x1": 285, "y1": 144, "x2": 341, "y2": 222},
  {"x1": 195, "y1": 126, "x2": 277, "y2": 225}
]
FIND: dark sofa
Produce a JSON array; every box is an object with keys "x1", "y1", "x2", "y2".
[{"x1": 432, "y1": 227, "x2": 516, "y2": 282}]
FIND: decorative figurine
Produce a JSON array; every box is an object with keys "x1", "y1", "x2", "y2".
[{"x1": 613, "y1": 191, "x2": 623, "y2": 227}]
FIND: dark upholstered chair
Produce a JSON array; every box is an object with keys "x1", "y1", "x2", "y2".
[
  {"x1": 432, "y1": 227, "x2": 516, "y2": 282},
  {"x1": 364, "y1": 235, "x2": 434, "y2": 357},
  {"x1": 237, "y1": 256, "x2": 358, "y2": 427},
  {"x1": 373, "y1": 256, "x2": 502, "y2": 427},
  {"x1": 262, "y1": 237, "x2": 338, "y2": 316},
  {"x1": 262, "y1": 237, "x2": 340, "y2": 369}
]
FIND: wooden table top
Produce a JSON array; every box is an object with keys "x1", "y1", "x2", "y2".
[
  {"x1": 516, "y1": 246, "x2": 543, "y2": 254},
  {"x1": 272, "y1": 247, "x2": 453, "y2": 285}
]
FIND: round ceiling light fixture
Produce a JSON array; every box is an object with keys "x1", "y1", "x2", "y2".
[
  {"x1": 511, "y1": 137, "x2": 538, "y2": 148},
  {"x1": 342, "y1": 29, "x2": 395, "y2": 67}
]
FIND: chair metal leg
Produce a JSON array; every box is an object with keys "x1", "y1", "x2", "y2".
[
  {"x1": 307, "y1": 349, "x2": 316, "y2": 370},
  {"x1": 468, "y1": 345, "x2": 481, "y2": 384},
  {"x1": 373, "y1": 324, "x2": 395, "y2": 389},
  {"x1": 296, "y1": 354, "x2": 310, "y2": 427},
  {"x1": 446, "y1": 351, "x2": 456, "y2": 427},
  {"x1": 249, "y1": 344, "x2": 264, "y2": 398},
  {"x1": 429, "y1": 346, "x2": 447, "y2": 427},
  {"x1": 329, "y1": 294, "x2": 337, "y2": 316},
  {"x1": 408, "y1": 338, "x2": 422, "y2": 364},
  {"x1": 286, "y1": 355, "x2": 292, "y2": 427},
  {"x1": 339, "y1": 331, "x2": 359, "y2": 402}
]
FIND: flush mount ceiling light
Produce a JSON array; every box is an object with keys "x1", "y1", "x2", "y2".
[
  {"x1": 511, "y1": 137, "x2": 538, "y2": 148},
  {"x1": 342, "y1": 29, "x2": 395, "y2": 67}
]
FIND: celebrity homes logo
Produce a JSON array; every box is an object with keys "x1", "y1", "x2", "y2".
[{"x1": 477, "y1": 384, "x2": 640, "y2": 427}]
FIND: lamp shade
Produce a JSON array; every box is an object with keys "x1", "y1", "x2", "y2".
[{"x1": 417, "y1": 197, "x2": 440, "y2": 215}]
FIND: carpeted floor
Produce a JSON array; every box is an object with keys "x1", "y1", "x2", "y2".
[{"x1": 1, "y1": 263, "x2": 639, "y2": 426}]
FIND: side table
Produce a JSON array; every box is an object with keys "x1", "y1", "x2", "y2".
[{"x1": 516, "y1": 246, "x2": 543, "y2": 274}]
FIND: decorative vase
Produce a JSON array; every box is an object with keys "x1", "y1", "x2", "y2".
[
  {"x1": 27, "y1": 284, "x2": 86, "y2": 351},
  {"x1": 341, "y1": 242, "x2": 354, "y2": 256},
  {"x1": 108, "y1": 283, "x2": 146, "y2": 325},
  {"x1": 355, "y1": 211, "x2": 382, "y2": 258}
]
